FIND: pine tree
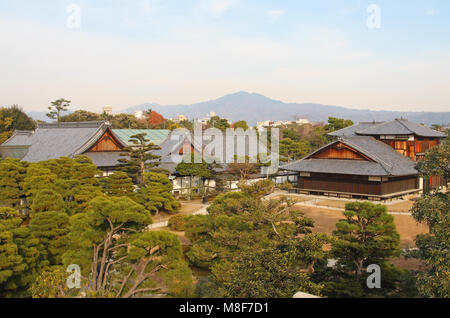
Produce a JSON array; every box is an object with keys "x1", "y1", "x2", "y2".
[
  {"x1": 409, "y1": 138, "x2": 449, "y2": 297},
  {"x1": 28, "y1": 190, "x2": 70, "y2": 266},
  {"x1": 0, "y1": 158, "x2": 27, "y2": 208},
  {"x1": 118, "y1": 133, "x2": 161, "y2": 184},
  {"x1": 47, "y1": 98, "x2": 70, "y2": 125},
  {"x1": 0, "y1": 207, "x2": 41, "y2": 297},
  {"x1": 22, "y1": 164, "x2": 57, "y2": 207},
  {"x1": 0, "y1": 208, "x2": 25, "y2": 296},
  {"x1": 137, "y1": 172, "x2": 179, "y2": 215},
  {"x1": 101, "y1": 171, "x2": 136, "y2": 199},
  {"x1": 62, "y1": 196, "x2": 153, "y2": 296}
]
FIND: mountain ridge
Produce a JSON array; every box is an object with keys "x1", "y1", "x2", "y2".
[
  {"x1": 123, "y1": 92, "x2": 450, "y2": 126},
  {"x1": 28, "y1": 92, "x2": 450, "y2": 126}
]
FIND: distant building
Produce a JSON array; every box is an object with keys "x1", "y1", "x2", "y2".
[
  {"x1": 256, "y1": 118, "x2": 310, "y2": 129},
  {"x1": 134, "y1": 110, "x2": 145, "y2": 119},
  {"x1": 102, "y1": 105, "x2": 113, "y2": 115},
  {"x1": 195, "y1": 112, "x2": 230, "y2": 126},
  {"x1": 0, "y1": 121, "x2": 170, "y2": 177},
  {"x1": 171, "y1": 114, "x2": 188, "y2": 123}
]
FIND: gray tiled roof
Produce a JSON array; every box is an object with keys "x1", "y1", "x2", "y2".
[
  {"x1": 330, "y1": 119, "x2": 446, "y2": 138},
  {"x1": 16, "y1": 122, "x2": 112, "y2": 163},
  {"x1": 328, "y1": 122, "x2": 383, "y2": 137},
  {"x1": 1, "y1": 131, "x2": 34, "y2": 146},
  {"x1": 85, "y1": 152, "x2": 124, "y2": 168},
  {"x1": 281, "y1": 136, "x2": 418, "y2": 177}
]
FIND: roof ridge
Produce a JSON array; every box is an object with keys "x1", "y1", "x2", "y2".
[
  {"x1": 343, "y1": 137, "x2": 394, "y2": 174},
  {"x1": 395, "y1": 118, "x2": 414, "y2": 134}
]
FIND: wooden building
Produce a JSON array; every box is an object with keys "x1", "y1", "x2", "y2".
[
  {"x1": 329, "y1": 118, "x2": 447, "y2": 189},
  {"x1": 0, "y1": 122, "x2": 171, "y2": 177},
  {"x1": 280, "y1": 136, "x2": 420, "y2": 200}
]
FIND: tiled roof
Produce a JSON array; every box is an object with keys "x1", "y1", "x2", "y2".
[
  {"x1": 280, "y1": 136, "x2": 418, "y2": 177},
  {"x1": 112, "y1": 129, "x2": 170, "y2": 146},
  {"x1": 328, "y1": 122, "x2": 383, "y2": 137},
  {"x1": 330, "y1": 119, "x2": 446, "y2": 138}
]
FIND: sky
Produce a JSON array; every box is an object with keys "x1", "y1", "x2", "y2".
[{"x1": 0, "y1": 0, "x2": 449, "y2": 113}]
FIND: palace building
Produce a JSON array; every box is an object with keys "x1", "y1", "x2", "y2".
[{"x1": 281, "y1": 119, "x2": 446, "y2": 199}]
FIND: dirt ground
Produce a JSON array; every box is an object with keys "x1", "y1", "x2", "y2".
[
  {"x1": 270, "y1": 195, "x2": 313, "y2": 203},
  {"x1": 386, "y1": 200, "x2": 415, "y2": 213},
  {"x1": 315, "y1": 198, "x2": 416, "y2": 213},
  {"x1": 315, "y1": 199, "x2": 352, "y2": 209},
  {"x1": 155, "y1": 199, "x2": 205, "y2": 223},
  {"x1": 294, "y1": 206, "x2": 428, "y2": 248},
  {"x1": 293, "y1": 205, "x2": 428, "y2": 270}
]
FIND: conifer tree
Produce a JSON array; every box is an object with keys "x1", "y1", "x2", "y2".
[
  {"x1": 0, "y1": 207, "x2": 41, "y2": 297},
  {"x1": 0, "y1": 158, "x2": 27, "y2": 208},
  {"x1": 118, "y1": 133, "x2": 161, "y2": 184},
  {"x1": 137, "y1": 172, "x2": 179, "y2": 215},
  {"x1": 0, "y1": 208, "x2": 25, "y2": 296},
  {"x1": 101, "y1": 171, "x2": 136, "y2": 199},
  {"x1": 28, "y1": 190, "x2": 70, "y2": 266}
]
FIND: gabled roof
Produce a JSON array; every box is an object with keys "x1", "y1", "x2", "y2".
[
  {"x1": 0, "y1": 121, "x2": 126, "y2": 163},
  {"x1": 154, "y1": 131, "x2": 203, "y2": 164},
  {"x1": 113, "y1": 129, "x2": 170, "y2": 146},
  {"x1": 280, "y1": 136, "x2": 418, "y2": 177},
  {"x1": 330, "y1": 119, "x2": 446, "y2": 138}
]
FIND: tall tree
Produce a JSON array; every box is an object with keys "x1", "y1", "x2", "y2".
[
  {"x1": 280, "y1": 138, "x2": 311, "y2": 162},
  {"x1": 319, "y1": 202, "x2": 405, "y2": 297},
  {"x1": 207, "y1": 116, "x2": 230, "y2": 131},
  {"x1": 409, "y1": 138, "x2": 449, "y2": 297},
  {"x1": 118, "y1": 133, "x2": 161, "y2": 185},
  {"x1": 47, "y1": 99, "x2": 71, "y2": 125},
  {"x1": 331, "y1": 202, "x2": 401, "y2": 280},
  {"x1": 232, "y1": 120, "x2": 249, "y2": 131},
  {"x1": 325, "y1": 117, "x2": 354, "y2": 132},
  {"x1": 0, "y1": 105, "x2": 36, "y2": 143},
  {"x1": 63, "y1": 196, "x2": 152, "y2": 295}
]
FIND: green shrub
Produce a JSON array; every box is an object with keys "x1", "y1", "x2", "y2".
[
  {"x1": 168, "y1": 215, "x2": 187, "y2": 231},
  {"x1": 277, "y1": 181, "x2": 294, "y2": 191}
]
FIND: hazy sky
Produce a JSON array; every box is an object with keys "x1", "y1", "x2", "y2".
[{"x1": 1, "y1": 0, "x2": 449, "y2": 113}]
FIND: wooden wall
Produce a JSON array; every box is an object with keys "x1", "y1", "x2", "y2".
[
  {"x1": 297, "y1": 173, "x2": 419, "y2": 197},
  {"x1": 88, "y1": 130, "x2": 122, "y2": 152},
  {"x1": 379, "y1": 138, "x2": 440, "y2": 161},
  {"x1": 312, "y1": 143, "x2": 371, "y2": 161}
]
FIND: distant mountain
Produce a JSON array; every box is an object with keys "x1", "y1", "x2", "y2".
[
  {"x1": 123, "y1": 92, "x2": 450, "y2": 126},
  {"x1": 28, "y1": 112, "x2": 50, "y2": 122},
  {"x1": 28, "y1": 92, "x2": 450, "y2": 126}
]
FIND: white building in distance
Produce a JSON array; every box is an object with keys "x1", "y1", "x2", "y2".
[{"x1": 102, "y1": 105, "x2": 113, "y2": 115}]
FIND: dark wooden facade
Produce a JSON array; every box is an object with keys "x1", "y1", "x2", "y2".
[
  {"x1": 289, "y1": 139, "x2": 421, "y2": 199},
  {"x1": 378, "y1": 137, "x2": 440, "y2": 161},
  {"x1": 297, "y1": 173, "x2": 419, "y2": 198},
  {"x1": 313, "y1": 142, "x2": 373, "y2": 161},
  {"x1": 87, "y1": 129, "x2": 123, "y2": 153}
]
